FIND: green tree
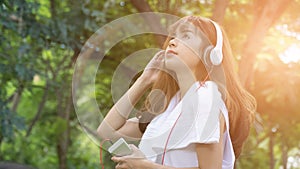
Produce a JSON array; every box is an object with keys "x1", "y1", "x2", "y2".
[{"x1": 1, "y1": 1, "x2": 300, "y2": 169}]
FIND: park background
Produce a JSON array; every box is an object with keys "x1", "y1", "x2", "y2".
[{"x1": 0, "y1": 0, "x2": 300, "y2": 169}]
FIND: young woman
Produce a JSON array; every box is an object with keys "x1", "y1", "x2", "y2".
[{"x1": 97, "y1": 16, "x2": 256, "y2": 169}]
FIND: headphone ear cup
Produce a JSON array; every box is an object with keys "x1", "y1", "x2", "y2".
[
  {"x1": 202, "y1": 45, "x2": 214, "y2": 67},
  {"x1": 210, "y1": 48, "x2": 223, "y2": 66}
]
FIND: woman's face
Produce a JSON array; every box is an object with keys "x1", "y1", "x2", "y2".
[{"x1": 164, "y1": 22, "x2": 206, "y2": 74}]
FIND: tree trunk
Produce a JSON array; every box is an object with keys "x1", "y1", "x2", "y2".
[
  {"x1": 26, "y1": 82, "x2": 49, "y2": 137},
  {"x1": 56, "y1": 88, "x2": 71, "y2": 169},
  {"x1": 11, "y1": 86, "x2": 23, "y2": 113},
  {"x1": 269, "y1": 131, "x2": 275, "y2": 169},
  {"x1": 238, "y1": 0, "x2": 292, "y2": 88},
  {"x1": 129, "y1": 0, "x2": 166, "y2": 47},
  {"x1": 130, "y1": 0, "x2": 152, "y2": 12},
  {"x1": 50, "y1": 0, "x2": 56, "y2": 18},
  {"x1": 281, "y1": 139, "x2": 288, "y2": 169},
  {"x1": 211, "y1": 0, "x2": 229, "y2": 24}
]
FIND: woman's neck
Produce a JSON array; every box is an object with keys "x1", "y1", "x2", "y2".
[{"x1": 175, "y1": 69, "x2": 197, "y2": 99}]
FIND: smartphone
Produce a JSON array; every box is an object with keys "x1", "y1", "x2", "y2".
[{"x1": 108, "y1": 138, "x2": 132, "y2": 156}]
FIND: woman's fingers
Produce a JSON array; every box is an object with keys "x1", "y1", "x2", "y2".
[
  {"x1": 127, "y1": 144, "x2": 146, "y2": 159},
  {"x1": 141, "y1": 50, "x2": 166, "y2": 83},
  {"x1": 112, "y1": 146, "x2": 146, "y2": 169},
  {"x1": 129, "y1": 144, "x2": 138, "y2": 150},
  {"x1": 111, "y1": 156, "x2": 124, "y2": 163},
  {"x1": 112, "y1": 145, "x2": 145, "y2": 161},
  {"x1": 147, "y1": 50, "x2": 165, "y2": 69},
  {"x1": 154, "y1": 50, "x2": 165, "y2": 64},
  {"x1": 155, "y1": 50, "x2": 165, "y2": 59},
  {"x1": 153, "y1": 53, "x2": 165, "y2": 70},
  {"x1": 129, "y1": 144, "x2": 142, "y2": 153},
  {"x1": 115, "y1": 162, "x2": 125, "y2": 169},
  {"x1": 112, "y1": 157, "x2": 130, "y2": 169}
]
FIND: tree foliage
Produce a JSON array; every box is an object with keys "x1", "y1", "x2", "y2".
[{"x1": 0, "y1": 0, "x2": 299, "y2": 169}]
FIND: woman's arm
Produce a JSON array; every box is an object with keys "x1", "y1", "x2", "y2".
[
  {"x1": 195, "y1": 113, "x2": 225, "y2": 169},
  {"x1": 97, "y1": 50, "x2": 165, "y2": 141},
  {"x1": 111, "y1": 145, "x2": 199, "y2": 169},
  {"x1": 97, "y1": 76, "x2": 151, "y2": 141},
  {"x1": 112, "y1": 156, "x2": 199, "y2": 169},
  {"x1": 141, "y1": 161, "x2": 199, "y2": 169}
]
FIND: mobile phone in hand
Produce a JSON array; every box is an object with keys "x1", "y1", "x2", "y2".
[{"x1": 108, "y1": 138, "x2": 132, "y2": 156}]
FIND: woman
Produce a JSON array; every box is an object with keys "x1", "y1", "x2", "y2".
[{"x1": 97, "y1": 16, "x2": 256, "y2": 169}]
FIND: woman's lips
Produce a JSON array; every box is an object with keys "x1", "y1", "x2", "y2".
[{"x1": 166, "y1": 50, "x2": 178, "y2": 55}]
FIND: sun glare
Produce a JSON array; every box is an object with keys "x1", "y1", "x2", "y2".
[
  {"x1": 276, "y1": 24, "x2": 300, "y2": 64},
  {"x1": 279, "y1": 44, "x2": 300, "y2": 64}
]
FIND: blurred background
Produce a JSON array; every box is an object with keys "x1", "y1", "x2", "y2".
[{"x1": 0, "y1": 0, "x2": 300, "y2": 169}]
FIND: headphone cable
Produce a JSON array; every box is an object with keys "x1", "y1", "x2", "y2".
[{"x1": 99, "y1": 139, "x2": 113, "y2": 169}]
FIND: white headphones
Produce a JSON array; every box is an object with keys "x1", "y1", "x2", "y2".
[{"x1": 204, "y1": 20, "x2": 223, "y2": 66}]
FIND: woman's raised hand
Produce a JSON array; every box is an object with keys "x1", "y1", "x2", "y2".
[{"x1": 140, "y1": 50, "x2": 165, "y2": 86}]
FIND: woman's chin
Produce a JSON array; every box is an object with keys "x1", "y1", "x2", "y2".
[{"x1": 164, "y1": 62, "x2": 175, "y2": 72}]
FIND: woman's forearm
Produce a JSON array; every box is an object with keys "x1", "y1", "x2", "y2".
[
  {"x1": 97, "y1": 77, "x2": 151, "y2": 139},
  {"x1": 142, "y1": 160, "x2": 199, "y2": 169}
]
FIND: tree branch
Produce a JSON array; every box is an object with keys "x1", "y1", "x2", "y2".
[
  {"x1": 211, "y1": 0, "x2": 230, "y2": 24},
  {"x1": 50, "y1": 0, "x2": 56, "y2": 18},
  {"x1": 11, "y1": 85, "x2": 24, "y2": 113},
  {"x1": 26, "y1": 82, "x2": 49, "y2": 137},
  {"x1": 238, "y1": 0, "x2": 292, "y2": 88},
  {"x1": 129, "y1": 0, "x2": 166, "y2": 47}
]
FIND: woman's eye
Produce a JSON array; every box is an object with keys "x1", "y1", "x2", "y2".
[{"x1": 182, "y1": 33, "x2": 190, "y2": 39}]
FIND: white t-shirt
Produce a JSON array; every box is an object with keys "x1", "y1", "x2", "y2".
[{"x1": 139, "y1": 81, "x2": 235, "y2": 169}]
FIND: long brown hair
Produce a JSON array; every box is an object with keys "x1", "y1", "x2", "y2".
[{"x1": 139, "y1": 16, "x2": 256, "y2": 158}]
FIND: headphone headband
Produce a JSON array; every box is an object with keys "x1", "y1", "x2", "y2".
[{"x1": 209, "y1": 20, "x2": 223, "y2": 66}]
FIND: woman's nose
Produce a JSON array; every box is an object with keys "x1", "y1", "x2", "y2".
[{"x1": 168, "y1": 38, "x2": 177, "y2": 48}]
